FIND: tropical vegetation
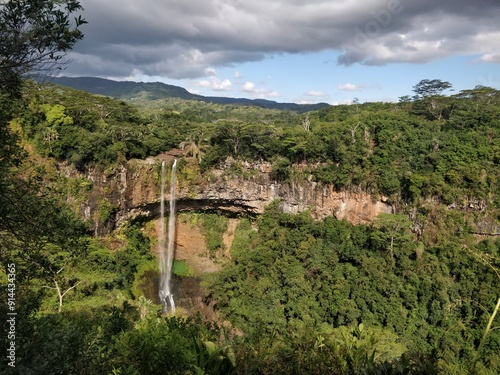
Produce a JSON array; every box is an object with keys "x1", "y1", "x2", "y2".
[{"x1": 1, "y1": 1, "x2": 499, "y2": 374}]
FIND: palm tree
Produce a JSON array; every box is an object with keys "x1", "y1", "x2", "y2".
[{"x1": 179, "y1": 131, "x2": 208, "y2": 162}]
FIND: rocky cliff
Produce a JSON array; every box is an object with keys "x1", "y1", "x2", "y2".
[{"x1": 63, "y1": 152, "x2": 392, "y2": 235}]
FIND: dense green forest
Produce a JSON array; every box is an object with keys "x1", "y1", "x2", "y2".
[
  {"x1": 19, "y1": 80, "x2": 500, "y2": 205},
  {"x1": 1, "y1": 2, "x2": 500, "y2": 374},
  {"x1": 1, "y1": 78, "x2": 499, "y2": 374}
]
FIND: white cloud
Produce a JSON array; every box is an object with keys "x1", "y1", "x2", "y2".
[
  {"x1": 337, "y1": 83, "x2": 359, "y2": 91},
  {"x1": 212, "y1": 78, "x2": 232, "y2": 91},
  {"x1": 205, "y1": 67, "x2": 217, "y2": 76},
  {"x1": 194, "y1": 80, "x2": 211, "y2": 88},
  {"x1": 305, "y1": 90, "x2": 328, "y2": 97},
  {"x1": 337, "y1": 82, "x2": 381, "y2": 91},
  {"x1": 242, "y1": 81, "x2": 256, "y2": 92},
  {"x1": 240, "y1": 81, "x2": 279, "y2": 98},
  {"x1": 477, "y1": 53, "x2": 500, "y2": 63},
  {"x1": 192, "y1": 77, "x2": 232, "y2": 91}
]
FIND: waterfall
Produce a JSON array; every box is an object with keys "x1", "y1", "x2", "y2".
[{"x1": 159, "y1": 159, "x2": 177, "y2": 314}]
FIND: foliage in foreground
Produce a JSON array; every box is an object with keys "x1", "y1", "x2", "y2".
[{"x1": 1, "y1": 298, "x2": 441, "y2": 375}]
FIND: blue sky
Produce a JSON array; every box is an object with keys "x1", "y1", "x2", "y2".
[
  {"x1": 180, "y1": 52, "x2": 499, "y2": 104},
  {"x1": 65, "y1": 0, "x2": 500, "y2": 104},
  {"x1": 127, "y1": 52, "x2": 500, "y2": 104}
]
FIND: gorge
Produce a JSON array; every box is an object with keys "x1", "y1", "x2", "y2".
[{"x1": 6, "y1": 78, "x2": 500, "y2": 373}]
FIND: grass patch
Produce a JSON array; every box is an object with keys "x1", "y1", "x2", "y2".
[{"x1": 173, "y1": 260, "x2": 194, "y2": 277}]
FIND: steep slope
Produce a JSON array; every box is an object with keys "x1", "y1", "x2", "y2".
[{"x1": 60, "y1": 152, "x2": 392, "y2": 236}]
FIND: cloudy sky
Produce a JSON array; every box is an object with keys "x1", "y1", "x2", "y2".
[{"x1": 64, "y1": 0, "x2": 500, "y2": 104}]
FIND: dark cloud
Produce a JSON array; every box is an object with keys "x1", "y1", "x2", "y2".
[{"x1": 65, "y1": 0, "x2": 500, "y2": 79}]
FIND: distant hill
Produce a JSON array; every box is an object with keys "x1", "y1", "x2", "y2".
[
  {"x1": 45, "y1": 76, "x2": 330, "y2": 112},
  {"x1": 47, "y1": 76, "x2": 196, "y2": 100}
]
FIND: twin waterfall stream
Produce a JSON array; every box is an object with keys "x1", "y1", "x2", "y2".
[{"x1": 159, "y1": 160, "x2": 177, "y2": 314}]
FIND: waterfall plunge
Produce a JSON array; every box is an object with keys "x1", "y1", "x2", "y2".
[{"x1": 159, "y1": 159, "x2": 177, "y2": 314}]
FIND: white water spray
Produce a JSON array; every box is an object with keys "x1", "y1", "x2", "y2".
[{"x1": 159, "y1": 159, "x2": 177, "y2": 314}]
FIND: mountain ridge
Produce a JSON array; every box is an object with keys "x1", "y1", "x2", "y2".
[{"x1": 46, "y1": 76, "x2": 330, "y2": 112}]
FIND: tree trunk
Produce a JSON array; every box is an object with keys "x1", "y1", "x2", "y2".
[{"x1": 54, "y1": 280, "x2": 63, "y2": 313}]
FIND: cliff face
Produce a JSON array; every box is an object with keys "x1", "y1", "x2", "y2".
[{"x1": 65, "y1": 153, "x2": 392, "y2": 235}]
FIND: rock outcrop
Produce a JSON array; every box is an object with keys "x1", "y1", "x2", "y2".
[{"x1": 66, "y1": 153, "x2": 392, "y2": 235}]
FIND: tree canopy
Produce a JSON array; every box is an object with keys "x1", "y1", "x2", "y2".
[
  {"x1": 0, "y1": 0, "x2": 86, "y2": 93},
  {"x1": 412, "y1": 79, "x2": 452, "y2": 98},
  {"x1": 0, "y1": 0, "x2": 87, "y2": 276}
]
